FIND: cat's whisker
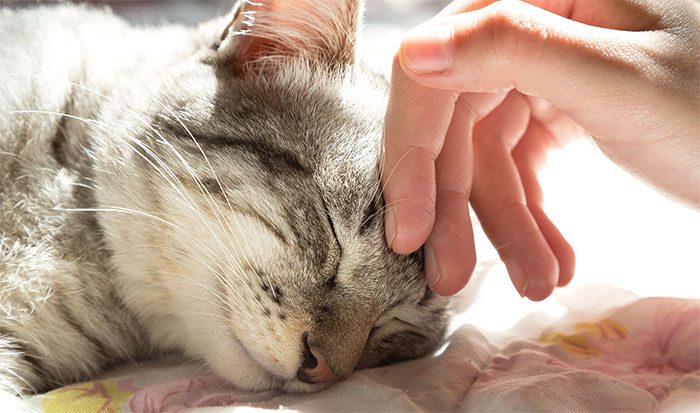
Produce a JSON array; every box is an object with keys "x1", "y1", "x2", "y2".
[
  {"x1": 358, "y1": 198, "x2": 416, "y2": 231},
  {"x1": 179, "y1": 356, "x2": 211, "y2": 374},
  {"x1": 138, "y1": 265, "x2": 234, "y2": 310},
  {"x1": 188, "y1": 311, "x2": 239, "y2": 325},
  {"x1": 125, "y1": 121, "x2": 247, "y2": 269},
  {"x1": 0, "y1": 151, "x2": 21, "y2": 158},
  {"x1": 9, "y1": 95, "x2": 213, "y2": 242},
  {"x1": 378, "y1": 145, "x2": 419, "y2": 198},
  {"x1": 126, "y1": 244, "x2": 247, "y2": 309},
  {"x1": 8, "y1": 75, "x2": 199, "y2": 204},
  {"x1": 55, "y1": 206, "x2": 179, "y2": 231},
  {"x1": 144, "y1": 281, "x2": 237, "y2": 316},
  {"x1": 67, "y1": 182, "x2": 98, "y2": 191},
  {"x1": 10, "y1": 78, "x2": 262, "y2": 300},
  {"x1": 84, "y1": 203, "x2": 248, "y2": 305},
  {"x1": 54, "y1": 201, "x2": 233, "y2": 284},
  {"x1": 147, "y1": 110, "x2": 265, "y2": 296},
  {"x1": 10, "y1": 109, "x2": 252, "y2": 297},
  {"x1": 174, "y1": 164, "x2": 265, "y2": 293},
  {"x1": 81, "y1": 176, "x2": 248, "y2": 302},
  {"x1": 141, "y1": 125, "x2": 262, "y2": 299}
]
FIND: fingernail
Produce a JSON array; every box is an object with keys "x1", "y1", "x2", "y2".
[
  {"x1": 504, "y1": 259, "x2": 529, "y2": 298},
  {"x1": 423, "y1": 246, "x2": 442, "y2": 289},
  {"x1": 401, "y1": 24, "x2": 453, "y2": 74},
  {"x1": 385, "y1": 207, "x2": 398, "y2": 249}
]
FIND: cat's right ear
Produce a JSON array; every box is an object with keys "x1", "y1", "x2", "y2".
[{"x1": 218, "y1": 0, "x2": 364, "y2": 75}]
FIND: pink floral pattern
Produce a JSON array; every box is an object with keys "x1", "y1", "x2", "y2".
[
  {"x1": 32, "y1": 296, "x2": 700, "y2": 412},
  {"x1": 129, "y1": 375, "x2": 281, "y2": 412}
]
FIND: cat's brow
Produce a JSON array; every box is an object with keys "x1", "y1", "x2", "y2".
[
  {"x1": 235, "y1": 207, "x2": 289, "y2": 245},
  {"x1": 163, "y1": 124, "x2": 309, "y2": 175},
  {"x1": 168, "y1": 171, "x2": 290, "y2": 245},
  {"x1": 161, "y1": 128, "x2": 300, "y2": 245},
  {"x1": 209, "y1": 138, "x2": 308, "y2": 174}
]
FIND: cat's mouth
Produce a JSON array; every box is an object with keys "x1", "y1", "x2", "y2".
[{"x1": 228, "y1": 327, "x2": 336, "y2": 392}]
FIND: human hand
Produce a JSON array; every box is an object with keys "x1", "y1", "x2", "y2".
[{"x1": 381, "y1": 0, "x2": 700, "y2": 300}]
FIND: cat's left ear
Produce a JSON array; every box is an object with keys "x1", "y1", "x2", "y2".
[{"x1": 219, "y1": 0, "x2": 364, "y2": 73}]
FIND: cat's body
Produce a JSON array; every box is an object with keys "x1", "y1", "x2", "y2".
[
  {"x1": 0, "y1": 6, "x2": 215, "y2": 396},
  {"x1": 0, "y1": 0, "x2": 449, "y2": 404}
]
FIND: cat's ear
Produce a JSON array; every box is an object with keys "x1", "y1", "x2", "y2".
[{"x1": 219, "y1": 0, "x2": 363, "y2": 73}]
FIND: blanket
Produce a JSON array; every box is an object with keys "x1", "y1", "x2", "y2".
[{"x1": 25, "y1": 284, "x2": 699, "y2": 412}]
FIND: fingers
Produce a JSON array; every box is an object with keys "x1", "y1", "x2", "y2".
[
  {"x1": 471, "y1": 92, "x2": 558, "y2": 301},
  {"x1": 513, "y1": 119, "x2": 576, "y2": 287},
  {"x1": 398, "y1": 0, "x2": 644, "y2": 119},
  {"x1": 381, "y1": 57, "x2": 459, "y2": 255},
  {"x1": 527, "y1": 96, "x2": 588, "y2": 148},
  {"x1": 422, "y1": 93, "x2": 505, "y2": 295},
  {"x1": 422, "y1": 101, "x2": 474, "y2": 295}
]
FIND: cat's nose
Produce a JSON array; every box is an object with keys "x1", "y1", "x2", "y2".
[{"x1": 296, "y1": 333, "x2": 338, "y2": 384}]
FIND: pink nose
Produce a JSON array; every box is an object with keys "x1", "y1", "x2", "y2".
[{"x1": 297, "y1": 335, "x2": 338, "y2": 384}]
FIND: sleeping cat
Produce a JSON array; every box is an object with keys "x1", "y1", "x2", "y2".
[{"x1": 0, "y1": 0, "x2": 450, "y2": 405}]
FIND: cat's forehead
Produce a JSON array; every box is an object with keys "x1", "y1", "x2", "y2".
[
  {"x1": 205, "y1": 63, "x2": 388, "y2": 195},
  {"x1": 218, "y1": 62, "x2": 386, "y2": 130}
]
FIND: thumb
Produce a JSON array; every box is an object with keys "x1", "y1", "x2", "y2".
[{"x1": 399, "y1": 0, "x2": 650, "y2": 120}]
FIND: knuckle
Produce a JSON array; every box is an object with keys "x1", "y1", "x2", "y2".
[
  {"x1": 634, "y1": 32, "x2": 694, "y2": 88},
  {"x1": 450, "y1": 5, "x2": 523, "y2": 74},
  {"x1": 399, "y1": 143, "x2": 442, "y2": 167},
  {"x1": 479, "y1": 3, "x2": 551, "y2": 68},
  {"x1": 485, "y1": 4, "x2": 521, "y2": 34},
  {"x1": 454, "y1": 95, "x2": 480, "y2": 120},
  {"x1": 483, "y1": 5, "x2": 522, "y2": 47},
  {"x1": 437, "y1": 188, "x2": 470, "y2": 205}
]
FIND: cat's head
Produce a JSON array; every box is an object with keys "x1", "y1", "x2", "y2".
[{"x1": 95, "y1": 0, "x2": 450, "y2": 393}]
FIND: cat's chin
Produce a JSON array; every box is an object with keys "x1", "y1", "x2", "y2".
[
  {"x1": 214, "y1": 361, "x2": 334, "y2": 394},
  {"x1": 218, "y1": 371, "x2": 332, "y2": 394},
  {"x1": 239, "y1": 353, "x2": 337, "y2": 394},
  {"x1": 281, "y1": 379, "x2": 334, "y2": 394}
]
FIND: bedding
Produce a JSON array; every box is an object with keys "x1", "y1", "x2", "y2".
[{"x1": 25, "y1": 283, "x2": 700, "y2": 412}]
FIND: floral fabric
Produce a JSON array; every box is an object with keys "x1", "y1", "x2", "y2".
[{"x1": 27, "y1": 288, "x2": 700, "y2": 412}]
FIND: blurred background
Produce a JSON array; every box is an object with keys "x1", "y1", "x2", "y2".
[
  {"x1": 6, "y1": 0, "x2": 448, "y2": 70},
  {"x1": 4, "y1": 0, "x2": 699, "y2": 333},
  {"x1": 96, "y1": 0, "x2": 449, "y2": 72}
]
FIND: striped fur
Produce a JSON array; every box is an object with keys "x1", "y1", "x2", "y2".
[{"x1": 0, "y1": 0, "x2": 450, "y2": 400}]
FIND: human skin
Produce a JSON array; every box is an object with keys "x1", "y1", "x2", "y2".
[{"x1": 381, "y1": 0, "x2": 700, "y2": 300}]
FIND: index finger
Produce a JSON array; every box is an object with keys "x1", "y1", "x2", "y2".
[{"x1": 381, "y1": 56, "x2": 458, "y2": 254}]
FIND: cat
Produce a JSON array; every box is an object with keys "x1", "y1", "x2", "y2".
[{"x1": 0, "y1": 0, "x2": 450, "y2": 405}]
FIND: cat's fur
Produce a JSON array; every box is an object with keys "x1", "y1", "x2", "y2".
[{"x1": 0, "y1": 0, "x2": 450, "y2": 401}]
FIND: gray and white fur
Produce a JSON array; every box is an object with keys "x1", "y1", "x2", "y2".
[{"x1": 0, "y1": 0, "x2": 450, "y2": 403}]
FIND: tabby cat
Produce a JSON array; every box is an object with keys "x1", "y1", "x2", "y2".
[{"x1": 0, "y1": 0, "x2": 449, "y2": 406}]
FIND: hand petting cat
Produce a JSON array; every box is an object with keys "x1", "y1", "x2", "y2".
[{"x1": 381, "y1": 0, "x2": 700, "y2": 300}]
